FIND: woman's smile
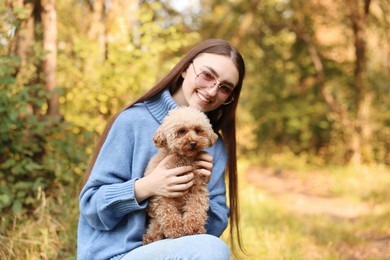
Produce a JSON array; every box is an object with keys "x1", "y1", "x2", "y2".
[{"x1": 196, "y1": 90, "x2": 212, "y2": 104}]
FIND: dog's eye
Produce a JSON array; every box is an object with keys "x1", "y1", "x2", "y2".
[
  {"x1": 177, "y1": 128, "x2": 187, "y2": 135},
  {"x1": 194, "y1": 127, "x2": 203, "y2": 134}
]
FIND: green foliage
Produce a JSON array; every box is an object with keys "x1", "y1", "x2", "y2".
[
  {"x1": 0, "y1": 55, "x2": 41, "y2": 213},
  {"x1": 200, "y1": 0, "x2": 390, "y2": 165},
  {"x1": 56, "y1": 0, "x2": 199, "y2": 135},
  {"x1": 1, "y1": 0, "x2": 200, "y2": 214},
  {"x1": 1, "y1": 0, "x2": 199, "y2": 216},
  {"x1": 2, "y1": 0, "x2": 390, "y2": 257},
  {"x1": 0, "y1": 54, "x2": 91, "y2": 215}
]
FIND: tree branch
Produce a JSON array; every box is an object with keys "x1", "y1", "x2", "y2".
[
  {"x1": 291, "y1": 27, "x2": 347, "y2": 122},
  {"x1": 231, "y1": 0, "x2": 261, "y2": 46}
]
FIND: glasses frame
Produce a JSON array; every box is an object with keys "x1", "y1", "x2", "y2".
[{"x1": 191, "y1": 62, "x2": 235, "y2": 105}]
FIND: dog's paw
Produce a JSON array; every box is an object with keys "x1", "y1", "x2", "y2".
[
  {"x1": 184, "y1": 224, "x2": 206, "y2": 235},
  {"x1": 142, "y1": 234, "x2": 154, "y2": 245},
  {"x1": 162, "y1": 217, "x2": 184, "y2": 238},
  {"x1": 163, "y1": 222, "x2": 185, "y2": 238},
  {"x1": 182, "y1": 215, "x2": 206, "y2": 235},
  {"x1": 164, "y1": 228, "x2": 184, "y2": 238},
  {"x1": 143, "y1": 232, "x2": 164, "y2": 245}
]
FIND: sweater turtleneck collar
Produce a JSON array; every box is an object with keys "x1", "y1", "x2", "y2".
[{"x1": 144, "y1": 89, "x2": 178, "y2": 124}]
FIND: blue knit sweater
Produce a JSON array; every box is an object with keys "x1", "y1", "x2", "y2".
[{"x1": 77, "y1": 90, "x2": 229, "y2": 260}]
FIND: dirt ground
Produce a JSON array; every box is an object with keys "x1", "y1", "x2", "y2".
[{"x1": 245, "y1": 167, "x2": 390, "y2": 260}]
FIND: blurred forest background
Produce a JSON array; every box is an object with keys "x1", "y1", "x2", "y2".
[{"x1": 1, "y1": 0, "x2": 389, "y2": 259}]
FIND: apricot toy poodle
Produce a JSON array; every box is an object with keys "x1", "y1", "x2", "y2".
[{"x1": 142, "y1": 106, "x2": 218, "y2": 245}]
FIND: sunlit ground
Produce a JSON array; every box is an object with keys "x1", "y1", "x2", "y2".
[
  {"x1": 1, "y1": 160, "x2": 389, "y2": 259},
  {"x1": 222, "y1": 161, "x2": 390, "y2": 260}
]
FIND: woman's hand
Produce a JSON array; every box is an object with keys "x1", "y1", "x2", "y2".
[
  {"x1": 194, "y1": 151, "x2": 213, "y2": 184},
  {"x1": 135, "y1": 155, "x2": 195, "y2": 202}
]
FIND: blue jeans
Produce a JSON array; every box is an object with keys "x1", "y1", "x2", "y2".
[{"x1": 121, "y1": 234, "x2": 230, "y2": 260}]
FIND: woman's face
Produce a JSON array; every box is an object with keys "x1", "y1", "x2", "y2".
[{"x1": 172, "y1": 53, "x2": 239, "y2": 112}]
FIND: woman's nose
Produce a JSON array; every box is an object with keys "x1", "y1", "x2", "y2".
[{"x1": 205, "y1": 83, "x2": 219, "y2": 96}]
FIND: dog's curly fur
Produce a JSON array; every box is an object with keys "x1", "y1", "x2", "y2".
[{"x1": 142, "y1": 106, "x2": 218, "y2": 245}]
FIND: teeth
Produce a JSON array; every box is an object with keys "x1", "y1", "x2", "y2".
[{"x1": 197, "y1": 91, "x2": 210, "y2": 103}]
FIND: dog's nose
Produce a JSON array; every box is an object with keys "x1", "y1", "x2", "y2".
[{"x1": 190, "y1": 141, "x2": 197, "y2": 148}]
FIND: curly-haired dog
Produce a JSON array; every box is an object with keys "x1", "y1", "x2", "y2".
[{"x1": 143, "y1": 106, "x2": 218, "y2": 245}]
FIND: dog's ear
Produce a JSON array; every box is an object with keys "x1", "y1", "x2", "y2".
[
  {"x1": 153, "y1": 129, "x2": 167, "y2": 148},
  {"x1": 209, "y1": 132, "x2": 218, "y2": 146}
]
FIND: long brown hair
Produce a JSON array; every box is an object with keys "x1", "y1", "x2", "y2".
[{"x1": 83, "y1": 39, "x2": 246, "y2": 253}]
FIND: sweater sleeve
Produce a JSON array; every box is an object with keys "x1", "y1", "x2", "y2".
[
  {"x1": 205, "y1": 139, "x2": 230, "y2": 237},
  {"x1": 79, "y1": 111, "x2": 149, "y2": 231}
]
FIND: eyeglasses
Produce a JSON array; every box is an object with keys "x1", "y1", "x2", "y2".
[{"x1": 191, "y1": 62, "x2": 235, "y2": 98}]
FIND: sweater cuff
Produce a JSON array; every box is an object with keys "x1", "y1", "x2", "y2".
[{"x1": 104, "y1": 179, "x2": 147, "y2": 216}]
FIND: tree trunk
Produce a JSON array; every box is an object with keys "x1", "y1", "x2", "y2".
[
  {"x1": 41, "y1": 0, "x2": 59, "y2": 117},
  {"x1": 348, "y1": 0, "x2": 372, "y2": 165},
  {"x1": 87, "y1": 0, "x2": 105, "y2": 40},
  {"x1": 231, "y1": 0, "x2": 261, "y2": 46},
  {"x1": 291, "y1": 0, "x2": 373, "y2": 166},
  {"x1": 11, "y1": 0, "x2": 35, "y2": 63},
  {"x1": 11, "y1": 0, "x2": 37, "y2": 115}
]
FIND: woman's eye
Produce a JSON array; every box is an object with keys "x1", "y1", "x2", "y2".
[
  {"x1": 201, "y1": 72, "x2": 214, "y2": 81},
  {"x1": 219, "y1": 85, "x2": 232, "y2": 94}
]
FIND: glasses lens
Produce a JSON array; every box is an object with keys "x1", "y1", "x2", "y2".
[
  {"x1": 193, "y1": 67, "x2": 234, "y2": 97},
  {"x1": 196, "y1": 71, "x2": 217, "y2": 87},
  {"x1": 218, "y1": 85, "x2": 233, "y2": 95}
]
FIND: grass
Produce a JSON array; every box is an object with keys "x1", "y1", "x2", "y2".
[
  {"x1": 222, "y1": 161, "x2": 390, "y2": 260},
  {"x1": 1, "y1": 160, "x2": 390, "y2": 259},
  {"x1": 0, "y1": 184, "x2": 78, "y2": 260},
  {"x1": 223, "y1": 185, "x2": 343, "y2": 259}
]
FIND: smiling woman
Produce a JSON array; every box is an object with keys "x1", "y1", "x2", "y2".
[
  {"x1": 78, "y1": 39, "x2": 245, "y2": 259},
  {"x1": 172, "y1": 53, "x2": 238, "y2": 111}
]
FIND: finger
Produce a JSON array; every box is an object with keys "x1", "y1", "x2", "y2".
[
  {"x1": 167, "y1": 166, "x2": 193, "y2": 177},
  {"x1": 195, "y1": 160, "x2": 213, "y2": 171},
  {"x1": 165, "y1": 191, "x2": 189, "y2": 198},
  {"x1": 168, "y1": 181, "x2": 194, "y2": 192},
  {"x1": 195, "y1": 169, "x2": 211, "y2": 184},
  {"x1": 196, "y1": 168, "x2": 211, "y2": 177},
  {"x1": 159, "y1": 155, "x2": 174, "y2": 168},
  {"x1": 196, "y1": 152, "x2": 213, "y2": 162},
  {"x1": 173, "y1": 172, "x2": 194, "y2": 184}
]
